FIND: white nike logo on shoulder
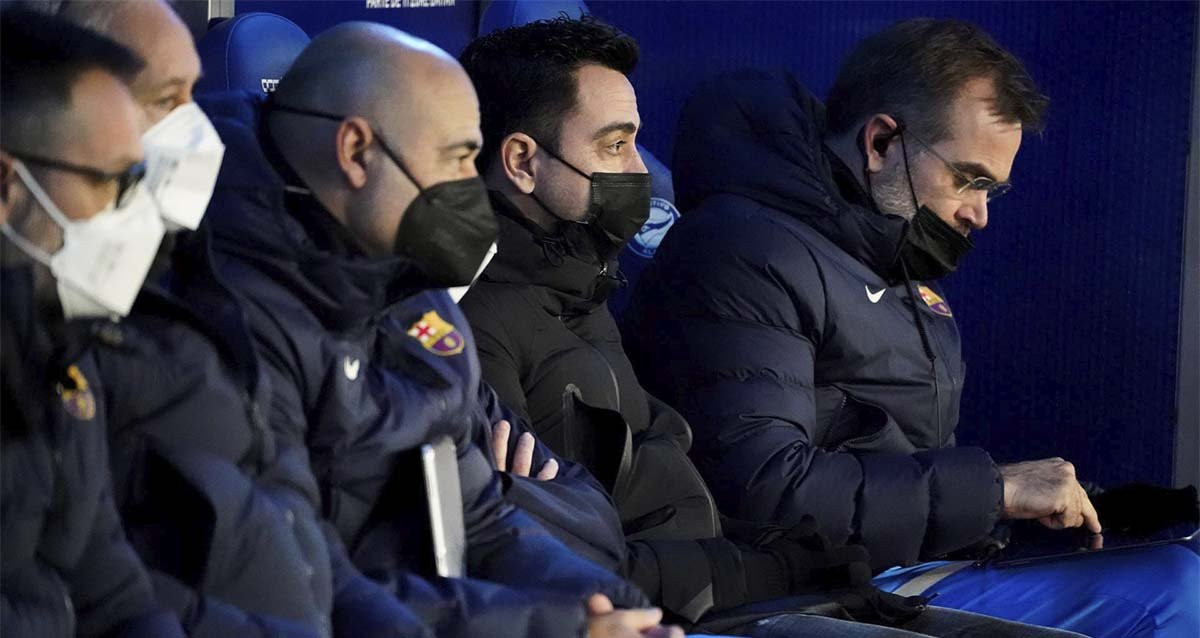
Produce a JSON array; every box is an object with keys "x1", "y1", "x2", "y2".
[
  {"x1": 343, "y1": 356, "x2": 361, "y2": 381},
  {"x1": 865, "y1": 285, "x2": 886, "y2": 303}
]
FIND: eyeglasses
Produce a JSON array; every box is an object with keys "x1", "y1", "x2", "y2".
[
  {"x1": 900, "y1": 128, "x2": 1012, "y2": 202},
  {"x1": 7, "y1": 151, "x2": 147, "y2": 209}
]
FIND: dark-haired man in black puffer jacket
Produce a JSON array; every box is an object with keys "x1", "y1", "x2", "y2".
[
  {"x1": 457, "y1": 14, "x2": 1089, "y2": 638},
  {"x1": 198, "y1": 21, "x2": 680, "y2": 638}
]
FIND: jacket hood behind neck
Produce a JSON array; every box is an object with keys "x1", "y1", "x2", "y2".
[
  {"x1": 479, "y1": 191, "x2": 620, "y2": 316},
  {"x1": 672, "y1": 68, "x2": 908, "y2": 278},
  {"x1": 198, "y1": 91, "x2": 432, "y2": 330}
]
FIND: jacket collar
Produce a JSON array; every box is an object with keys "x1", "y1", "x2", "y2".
[{"x1": 480, "y1": 191, "x2": 621, "y2": 317}]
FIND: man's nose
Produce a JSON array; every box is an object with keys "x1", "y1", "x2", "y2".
[
  {"x1": 957, "y1": 196, "x2": 988, "y2": 232},
  {"x1": 630, "y1": 145, "x2": 648, "y2": 174}
]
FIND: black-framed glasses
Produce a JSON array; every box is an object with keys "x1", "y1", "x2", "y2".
[
  {"x1": 900, "y1": 128, "x2": 1012, "y2": 202},
  {"x1": 8, "y1": 150, "x2": 147, "y2": 208}
]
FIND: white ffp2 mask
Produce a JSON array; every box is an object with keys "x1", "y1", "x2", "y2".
[
  {"x1": 2, "y1": 160, "x2": 164, "y2": 319},
  {"x1": 142, "y1": 102, "x2": 224, "y2": 230}
]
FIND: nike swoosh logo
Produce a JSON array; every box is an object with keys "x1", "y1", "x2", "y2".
[
  {"x1": 343, "y1": 356, "x2": 361, "y2": 381},
  {"x1": 865, "y1": 285, "x2": 885, "y2": 304}
]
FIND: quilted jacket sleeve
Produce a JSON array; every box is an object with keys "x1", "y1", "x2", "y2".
[{"x1": 625, "y1": 205, "x2": 1001, "y2": 569}]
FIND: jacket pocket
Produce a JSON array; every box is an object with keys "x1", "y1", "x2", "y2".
[{"x1": 828, "y1": 395, "x2": 918, "y2": 455}]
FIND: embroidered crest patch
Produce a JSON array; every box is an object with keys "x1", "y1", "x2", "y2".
[
  {"x1": 407, "y1": 310, "x2": 465, "y2": 356},
  {"x1": 58, "y1": 364, "x2": 96, "y2": 421},
  {"x1": 917, "y1": 285, "x2": 953, "y2": 318}
]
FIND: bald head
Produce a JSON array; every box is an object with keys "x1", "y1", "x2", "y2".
[
  {"x1": 277, "y1": 22, "x2": 463, "y2": 129},
  {"x1": 269, "y1": 23, "x2": 483, "y2": 258},
  {"x1": 57, "y1": 0, "x2": 200, "y2": 129}
]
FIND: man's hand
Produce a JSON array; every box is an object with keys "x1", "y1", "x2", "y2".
[
  {"x1": 1000, "y1": 458, "x2": 1102, "y2": 533},
  {"x1": 491, "y1": 420, "x2": 558, "y2": 480},
  {"x1": 586, "y1": 594, "x2": 683, "y2": 638}
]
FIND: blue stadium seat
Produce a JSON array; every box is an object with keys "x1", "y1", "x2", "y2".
[
  {"x1": 194, "y1": 12, "x2": 309, "y2": 96},
  {"x1": 235, "y1": 0, "x2": 478, "y2": 58},
  {"x1": 478, "y1": 0, "x2": 681, "y2": 318}
]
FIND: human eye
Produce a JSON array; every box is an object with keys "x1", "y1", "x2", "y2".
[{"x1": 605, "y1": 139, "x2": 628, "y2": 155}]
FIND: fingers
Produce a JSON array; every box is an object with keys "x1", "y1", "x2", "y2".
[
  {"x1": 587, "y1": 594, "x2": 614, "y2": 616},
  {"x1": 491, "y1": 420, "x2": 510, "y2": 471},
  {"x1": 607, "y1": 608, "x2": 664, "y2": 631},
  {"x1": 1039, "y1": 514, "x2": 1065, "y2": 530},
  {"x1": 511, "y1": 431, "x2": 535, "y2": 477},
  {"x1": 1078, "y1": 484, "x2": 1102, "y2": 533},
  {"x1": 642, "y1": 625, "x2": 685, "y2": 638},
  {"x1": 536, "y1": 458, "x2": 559, "y2": 481}
]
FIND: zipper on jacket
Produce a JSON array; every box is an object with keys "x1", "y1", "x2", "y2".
[
  {"x1": 898, "y1": 260, "x2": 943, "y2": 446},
  {"x1": 242, "y1": 390, "x2": 271, "y2": 473},
  {"x1": 60, "y1": 578, "x2": 76, "y2": 636}
]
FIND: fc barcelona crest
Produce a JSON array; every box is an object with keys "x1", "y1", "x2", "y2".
[
  {"x1": 917, "y1": 285, "x2": 953, "y2": 318},
  {"x1": 407, "y1": 310, "x2": 465, "y2": 356},
  {"x1": 58, "y1": 365, "x2": 96, "y2": 421}
]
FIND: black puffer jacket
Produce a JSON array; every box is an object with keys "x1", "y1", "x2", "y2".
[
  {"x1": 0, "y1": 265, "x2": 184, "y2": 638},
  {"x1": 623, "y1": 69, "x2": 1003, "y2": 571},
  {"x1": 461, "y1": 195, "x2": 900, "y2": 624}
]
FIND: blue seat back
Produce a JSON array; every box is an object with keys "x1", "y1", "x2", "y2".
[{"x1": 195, "y1": 12, "x2": 309, "y2": 96}]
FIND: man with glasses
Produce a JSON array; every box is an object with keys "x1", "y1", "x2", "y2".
[
  {"x1": 624, "y1": 18, "x2": 1198, "y2": 637},
  {"x1": 35, "y1": 2, "x2": 433, "y2": 636},
  {"x1": 0, "y1": 8, "x2": 184, "y2": 636}
]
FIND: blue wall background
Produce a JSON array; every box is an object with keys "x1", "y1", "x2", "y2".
[
  {"x1": 583, "y1": 1, "x2": 1197, "y2": 489},
  {"x1": 237, "y1": 0, "x2": 1197, "y2": 488}
]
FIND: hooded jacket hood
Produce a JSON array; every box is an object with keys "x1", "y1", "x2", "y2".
[
  {"x1": 199, "y1": 92, "x2": 432, "y2": 332},
  {"x1": 672, "y1": 68, "x2": 909, "y2": 279}
]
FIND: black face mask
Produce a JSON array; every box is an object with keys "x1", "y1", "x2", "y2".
[
  {"x1": 863, "y1": 124, "x2": 974, "y2": 281},
  {"x1": 392, "y1": 175, "x2": 498, "y2": 288},
  {"x1": 900, "y1": 204, "x2": 974, "y2": 281},
  {"x1": 896, "y1": 130, "x2": 973, "y2": 280},
  {"x1": 530, "y1": 140, "x2": 651, "y2": 250},
  {"x1": 268, "y1": 102, "x2": 498, "y2": 288}
]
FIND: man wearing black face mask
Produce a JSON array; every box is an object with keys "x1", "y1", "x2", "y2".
[
  {"x1": 624, "y1": 18, "x2": 1199, "y2": 638},
  {"x1": 460, "y1": 16, "x2": 868, "y2": 628},
  {"x1": 199, "y1": 22, "x2": 684, "y2": 638},
  {"x1": 452, "y1": 17, "x2": 1105, "y2": 638}
]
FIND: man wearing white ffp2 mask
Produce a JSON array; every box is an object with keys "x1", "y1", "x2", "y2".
[
  {"x1": 2, "y1": 159, "x2": 164, "y2": 318},
  {"x1": 1, "y1": 60, "x2": 163, "y2": 321},
  {"x1": 55, "y1": 0, "x2": 214, "y2": 230},
  {"x1": 141, "y1": 102, "x2": 224, "y2": 230}
]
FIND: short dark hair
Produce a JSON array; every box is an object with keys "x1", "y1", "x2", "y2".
[
  {"x1": 825, "y1": 18, "x2": 1048, "y2": 142},
  {"x1": 0, "y1": 6, "x2": 144, "y2": 152},
  {"x1": 459, "y1": 15, "x2": 639, "y2": 173}
]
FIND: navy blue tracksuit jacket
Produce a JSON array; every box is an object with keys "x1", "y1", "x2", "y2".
[
  {"x1": 624, "y1": 69, "x2": 1003, "y2": 571},
  {"x1": 198, "y1": 91, "x2": 646, "y2": 637},
  {"x1": 1, "y1": 265, "x2": 184, "y2": 638},
  {"x1": 90, "y1": 230, "x2": 428, "y2": 638}
]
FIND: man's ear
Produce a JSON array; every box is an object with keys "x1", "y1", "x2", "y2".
[
  {"x1": 861, "y1": 113, "x2": 902, "y2": 174},
  {"x1": 335, "y1": 116, "x2": 374, "y2": 190},
  {"x1": 0, "y1": 153, "x2": 16, "y2": 225},
  {"x1": 500, "y1": 132, "x2": 538, "y2": 195}
]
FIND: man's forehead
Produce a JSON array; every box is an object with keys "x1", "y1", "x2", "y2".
[
  {"x1": 566, "y1": 65, "x2": 641, "y2": 138},
  {"x1": 108, "y1": 3, "x2": 200, "y2": 90},
  {"x1": 392, "y1": 63, "x2": 481, "y2": 152},
  {"x1": 941, "y1": 79, "x2": 1024, "y2": 180},
  {"x1": 68, "y1": 70, "x2": 143, "y2": 166}
]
